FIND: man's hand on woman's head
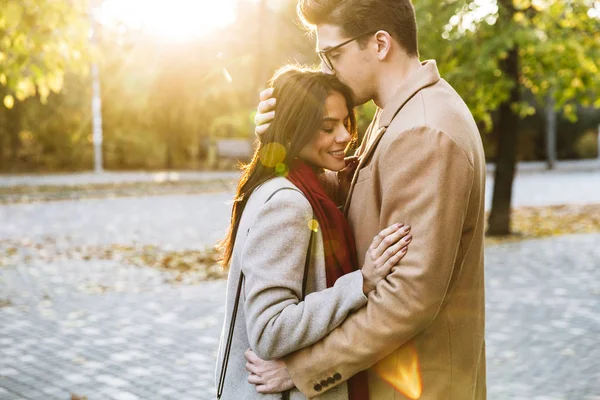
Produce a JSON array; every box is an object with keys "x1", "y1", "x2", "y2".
[{"x1": 254, "y1": 88, "x2": 277, "y2": 139}]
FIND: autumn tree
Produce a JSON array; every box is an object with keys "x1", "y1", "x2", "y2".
[
  {"x1": 0, "y1": 0, "x2": 89, "y2": 169},
  {"x1": 414, "y1": 0, "x2": 600, "y2": 235}
]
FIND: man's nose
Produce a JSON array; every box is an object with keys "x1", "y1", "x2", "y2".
[{"x1": 321, "y1": 62, "x2": 335, "y2": 75}]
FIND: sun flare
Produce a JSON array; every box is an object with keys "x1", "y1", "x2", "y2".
[{"x1": 100, "y1": 0, "x2": 239, "y2": 40}]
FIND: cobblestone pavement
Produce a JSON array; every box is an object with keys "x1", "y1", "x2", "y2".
[
  {"x1": 484, "y1": 233, "x2": 600, "y2": 400},
  {"x1": 0, "y1": 193, "x2": 234, "y2": 251},
  {"x1": 1, "y1": 191, "x2": 600, "y2": 399},
  {"x1": 484, "y1": 170, "x2": 600, "y2": 210}
]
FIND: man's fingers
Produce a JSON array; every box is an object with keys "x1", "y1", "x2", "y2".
[
  {"x1": 259, "y1": 87, "x2": 274, "y2": 102},
  {"x1": 245, "y1": 348, "x2": 260, "y2": 363},
  {"x1": 245, "y1": 361, "x2": 260, "y2": 375},
  {"x1": 258, "y1": 98, "x2": 276, "y2": 114},
  {"x1": 255, "y1": 123, "x2": 270, "y2": 138},
  {"x1": 255, "y1": 111, "x2": 275, "y2": 127},
  {"x1": 248, "y1": 373, "x2": 263, "y2": 385},
  {"x1": 256, "y1": 384, "x2": 276, "y2": 394}
]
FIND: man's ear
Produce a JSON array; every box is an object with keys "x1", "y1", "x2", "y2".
[{"x1": 374, "y1": 30, "x2": 393, "y2": 61}]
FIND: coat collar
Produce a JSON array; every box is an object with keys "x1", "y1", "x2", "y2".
[
  {"x1": 378, "y1": 59, "x2": 441, "y2": 128},
  {"x1": 342, "y1": 60, "x2": 441, "y2": 215}
]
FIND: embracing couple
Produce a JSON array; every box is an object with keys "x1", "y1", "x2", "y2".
[{"x1": 215, "y1": 0, "x2": 487, "y2": 399}]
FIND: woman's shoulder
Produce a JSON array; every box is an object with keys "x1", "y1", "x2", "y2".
[{"x1": 250, "y1": 177, "x2": 311, "y2": 211}]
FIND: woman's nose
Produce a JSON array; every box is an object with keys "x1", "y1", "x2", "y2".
[{"x1": 335, "y1": 127, "x2": 351, "y2": 144}]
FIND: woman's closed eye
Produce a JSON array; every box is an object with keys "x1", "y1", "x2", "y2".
[{"x1": 322, "y1": 124, "x2": 335, "y2": 133}]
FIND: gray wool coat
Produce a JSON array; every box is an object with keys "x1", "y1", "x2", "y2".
[{"x1": 215, "y1": 177, "x2": 368, "y2": 399}]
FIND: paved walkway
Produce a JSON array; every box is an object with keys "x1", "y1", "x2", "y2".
[
  {"x1": 484, "y1": 170, "x2": 600, "y2": 209},
  {"x1": 0, "y1": 193, "x2": 233, "y2": 251},
  {"x1": 1, "y1": 174, "x2": 600, "y2": 399},
  {"x1": 2, "y1": 232, "x2": 599, "y2": 399}
]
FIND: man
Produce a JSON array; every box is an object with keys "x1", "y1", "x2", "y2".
[{"x1": 247, "y1": 0, "x2": 487, "y2": 398}]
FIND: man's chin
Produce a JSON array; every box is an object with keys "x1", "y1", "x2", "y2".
[{"x1": 351, "y1": 93, "x2": 373, "y2": 107}]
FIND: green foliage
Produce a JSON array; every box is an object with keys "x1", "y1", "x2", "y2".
[
  {"x1": 0, "y1": 0, "x2": 90, "y2": 106},
  {"x1": 415, "y1": 0, "x2": 600, "y2": 131}
]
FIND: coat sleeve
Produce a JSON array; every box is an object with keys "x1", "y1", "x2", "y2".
[
  {"x1": 242, "y1": 189, "x2": 367, "y2": 361},
  {"x1": 283, "y1": 126, "x2": 474, "y2": 397}
]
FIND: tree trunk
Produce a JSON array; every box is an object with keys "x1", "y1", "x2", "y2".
[
  {"x1": 488, "y1": 46, "x2": 520, "y2": 236},
  {"x1": 545, "y1": 93, "x2": 556, "y2": 170},
  {"x1": 7, "y1": 100, "x2": 22, "y2": 172},
  {"x1": 0, "y1": 106, "x2": 5, "y2": 171}
]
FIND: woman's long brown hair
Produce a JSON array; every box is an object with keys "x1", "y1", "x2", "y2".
[{"x1": 218, "y1": 65, "x2": 357, "y2": 268}]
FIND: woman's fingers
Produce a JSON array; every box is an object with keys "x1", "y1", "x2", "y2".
[
  {"x1": 382, "y1": 246, "x2": 408, "y2": 273},
  {"x1": 372, "y1": 224, "x2": 410, "y2": 259},
  {"x1": 370, "y1": 223, "x2": 404, "y2": 252},
  {"x1": 378, "y1": 234, "x2": 411, "y2": 266}
]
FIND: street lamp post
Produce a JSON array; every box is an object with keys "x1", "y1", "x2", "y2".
[
  {"x1": 90, "y1": 1, "x2": 103, "y2": 173},
  {"x1": 91, "y1": 62, "x2": 103, "y2": 173}
]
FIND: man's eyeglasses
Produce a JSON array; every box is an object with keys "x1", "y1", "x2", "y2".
[{"x1": 317, "y1": 31, "x2": 377, "y2": 72}]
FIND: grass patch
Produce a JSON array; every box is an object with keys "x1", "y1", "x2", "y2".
[{"x1": 486, "y1": 204, "x2": 600, "y2": 245}]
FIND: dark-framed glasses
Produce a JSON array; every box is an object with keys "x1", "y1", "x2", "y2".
[{"x1": 317, "y1": 31, "x2": 377, "y2": 72}]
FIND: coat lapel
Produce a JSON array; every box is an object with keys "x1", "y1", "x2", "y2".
[{"x1": 343, "y1": 60, "x2": 442, "y2": 216}]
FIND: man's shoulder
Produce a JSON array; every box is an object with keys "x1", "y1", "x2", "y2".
[
  {"x1": 390, "y1": 79, "x2": 473, "y2": 129},
  {"x1": 383, "y1": 80, "x2": 483, "y2": 163},
  {"x1": 247, "y1": 178, "x2": 308, "y2": 212}
]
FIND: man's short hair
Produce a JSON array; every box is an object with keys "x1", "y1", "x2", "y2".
[{"x1": 298, "y1": 0, "x2": 419, "y2": 57}]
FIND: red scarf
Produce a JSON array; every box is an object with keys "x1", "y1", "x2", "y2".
[{"x1": 287, "y1": 160, "x2": 369, "y2": 400}]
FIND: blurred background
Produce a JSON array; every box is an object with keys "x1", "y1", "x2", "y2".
[
  {"x1": 0, "y1": 0, "x2": 598, "y2": 170},
  {"x1": 1, "y1": 1, "x2": 600, "y2": 399}
]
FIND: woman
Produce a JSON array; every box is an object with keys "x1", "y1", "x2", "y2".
[{"x1": 215, "y1": 66, "x2": 412, "y2": 399}]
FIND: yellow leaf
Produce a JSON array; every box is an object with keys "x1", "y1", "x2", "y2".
[
  {"x1": 0, "y1": 73, "x2": 6, "y2": 85},
  {"x1": 38, "y1": 82, "x2": 50, "y2": 104},
  {"x1": 4, "y1": 2, "x2": 23, "y2": 27},
  {"x1": 3, "y1": 95, "x2": 14, "y2": 109},
  {"x1": 531, "y1": 0, "x2": 547, "y2": 11},
  {"x1": 47, "y1": 73, "x2": 64, "y2": 93},
  {"x1": 571, "y1": 77, "x2": 583, "y2": 89},
  {"x1": 512, "y1": 0, "x2": 531, "y2": 10},
  {"x1": 513, "y1": 12, "x2": 526, "y2": 23}
]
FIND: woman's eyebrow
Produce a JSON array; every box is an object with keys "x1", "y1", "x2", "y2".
[{"x1": 322, "y1": 117, "x2": 339, "y2": 122}]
